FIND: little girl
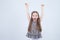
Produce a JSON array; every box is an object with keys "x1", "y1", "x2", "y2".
[{"x1": 25, "y1": 3, "x2": 44, "y2": 40}]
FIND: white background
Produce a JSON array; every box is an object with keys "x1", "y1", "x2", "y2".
[{"x1": 0, "y1": 0, "x2": 60, "y2": 40}]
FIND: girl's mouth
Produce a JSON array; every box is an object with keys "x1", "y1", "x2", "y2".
[{"x1": 33, "y1": 18, "x2": 36, "y2": 20}]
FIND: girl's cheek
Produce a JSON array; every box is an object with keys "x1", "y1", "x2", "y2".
[
  {"x1": 36, "y1": 16, "x2": 38, "y2": 18},
  {"x1": 32, "y1": 16, "x2": 34, "y2": 18}
]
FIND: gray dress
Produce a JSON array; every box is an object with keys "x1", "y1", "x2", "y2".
[{"x1": 26, "y1": 21, "x2": 42, "y2": 39}]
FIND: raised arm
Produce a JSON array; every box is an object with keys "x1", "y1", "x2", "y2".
[
  {"x1": 40, "y1": 4, "x2": 44, "y2": 21},
  {"x1": 25, "y1": 3, "x2": 30, "y2": 22}
]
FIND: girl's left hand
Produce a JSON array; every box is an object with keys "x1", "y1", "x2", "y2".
[{"x1": 41, "y1": 4, "x2": 44, "y2": 7}]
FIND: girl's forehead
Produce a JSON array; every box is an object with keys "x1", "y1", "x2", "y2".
[{"x1": 32, "y1": 13, "x2": 38, "y2": 15}]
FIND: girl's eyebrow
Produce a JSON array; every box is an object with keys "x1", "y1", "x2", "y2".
[{"x1": 32, "y1": 15, "x2": 34, "y2": 16}]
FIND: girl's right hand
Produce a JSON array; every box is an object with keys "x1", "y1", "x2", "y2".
[{"x1": 25, "y1": 3, "x2": 29, "y2": 8}]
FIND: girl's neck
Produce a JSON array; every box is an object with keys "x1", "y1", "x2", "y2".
[{"x1": 33, "y1": 20, "x2": 37, "y2": 23}]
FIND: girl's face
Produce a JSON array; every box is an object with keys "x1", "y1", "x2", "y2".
[{"x1": 32, "y1": 13, "x2": 38, "y2": 22}]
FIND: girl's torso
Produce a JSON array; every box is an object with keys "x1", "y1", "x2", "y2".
[
  {"x1": 26, "y1": 21, "x2": 42, "y2": 39},
  {"x1": 30, "y1": 21, "x2": 39, "y2": 35}
]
